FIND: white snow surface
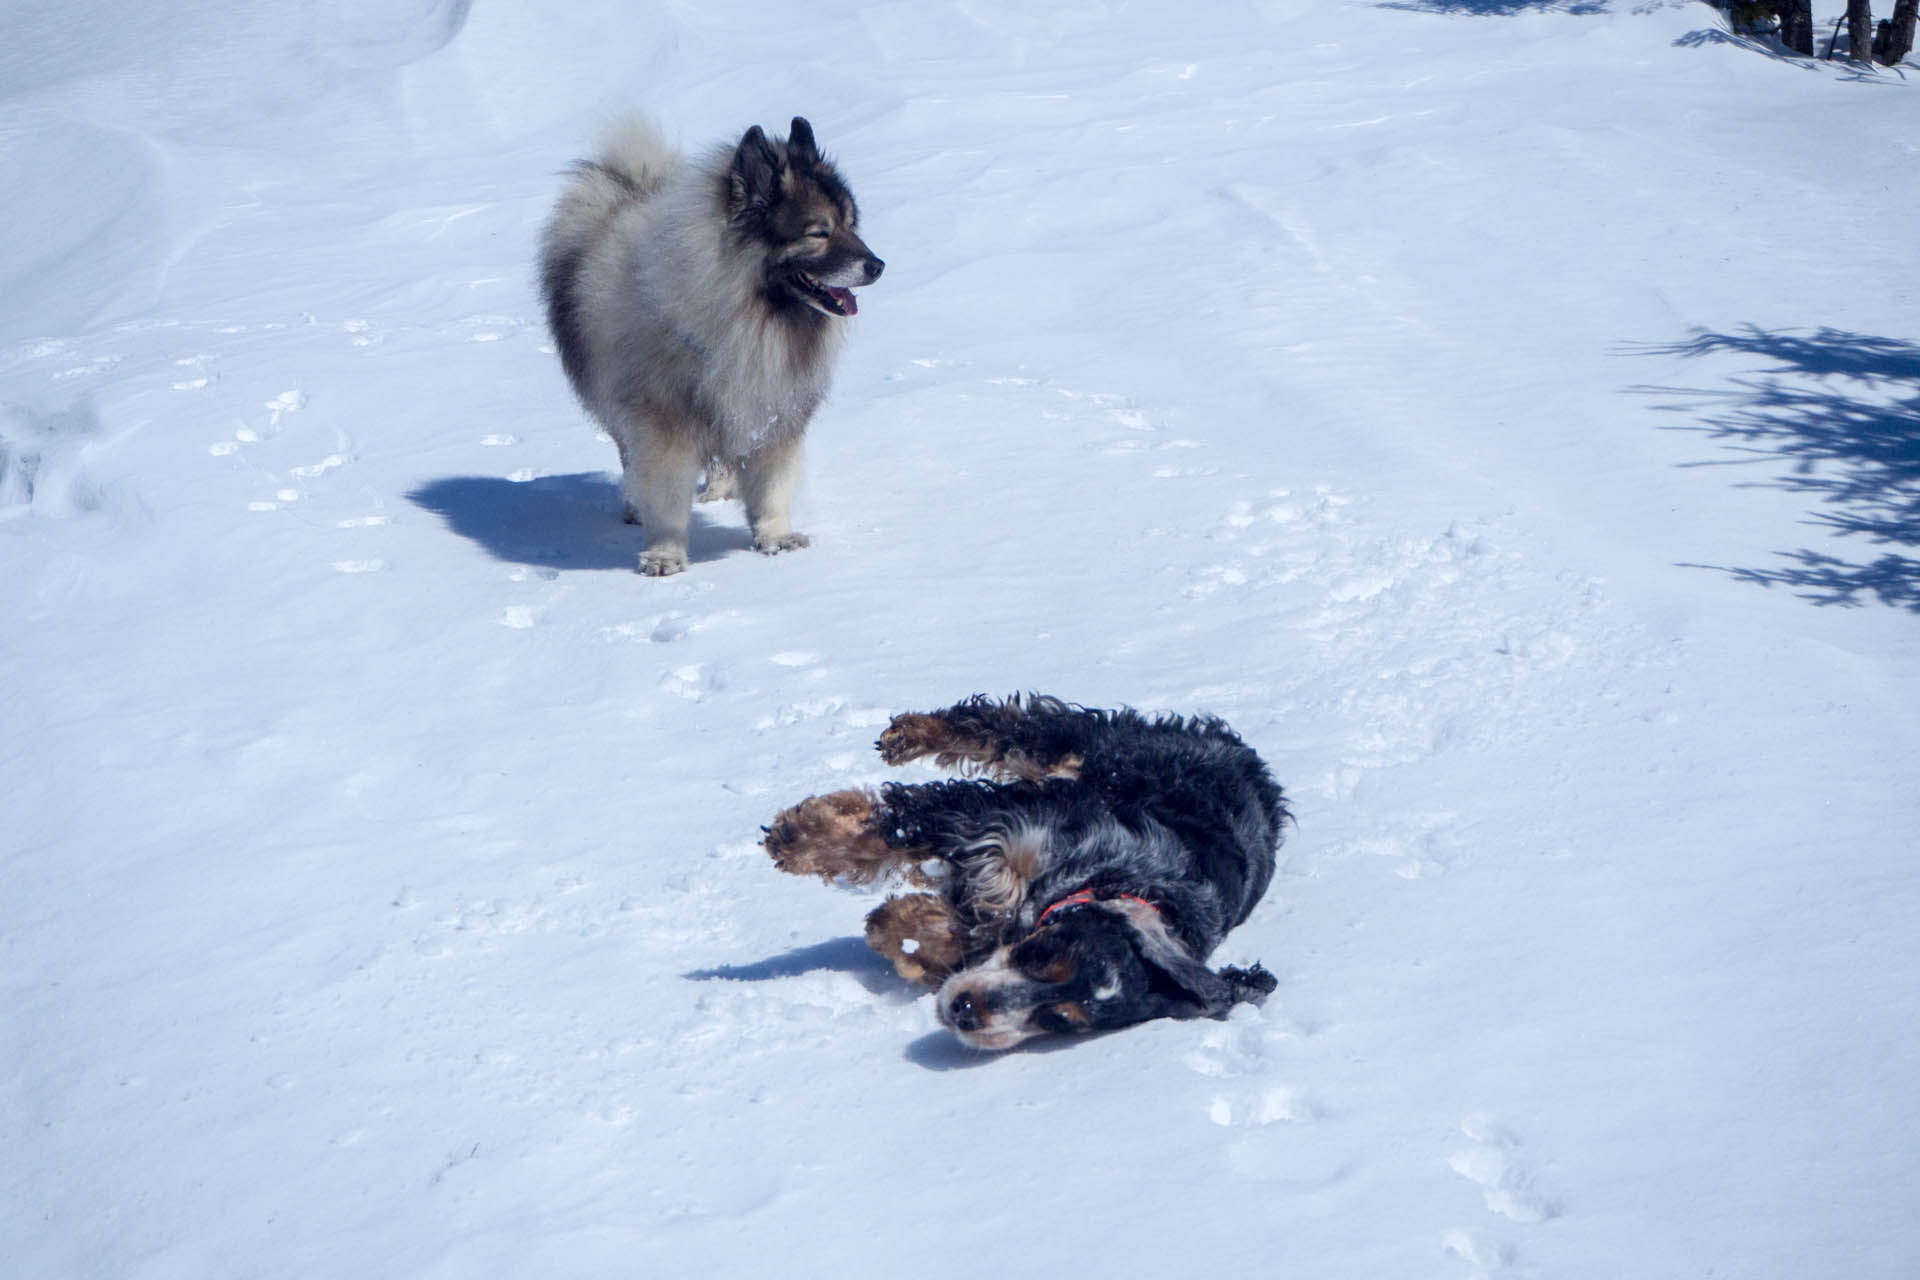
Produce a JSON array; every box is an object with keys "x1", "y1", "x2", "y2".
[{"x1": 5, "y1": 2, "x2": 1919, "y2": 1277}]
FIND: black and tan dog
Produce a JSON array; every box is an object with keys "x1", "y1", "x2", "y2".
[{"x1": 764, "y1": 695, "x2": 1287, "y2": 1050}]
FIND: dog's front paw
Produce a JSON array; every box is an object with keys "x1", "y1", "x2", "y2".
[
  {"x1": 763, "y1": 790, "x2": 891, "y2": 882},
  {"x1": 877, "y1": 712, "x2": 951, "y2": 765},
  {"x1": 638, "y1": 547, "x2": 687, "y2": 577},
  {"x1": 751, "y1": 530, "x2": 810, "y2": 555}
]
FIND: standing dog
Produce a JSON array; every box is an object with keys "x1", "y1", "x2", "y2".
[
  {"x1": 539, "y1": 116, "x2": 883, "y2": 576},
  {"x1": 764, "y1": 696, "x2": 1286, "y2": 1050}
]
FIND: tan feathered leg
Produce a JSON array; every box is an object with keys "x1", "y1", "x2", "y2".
[
  {"x1": 764, "y1": 790, "x2": 916, "y2": 883},
  {"x1": 865, "y1": 893, "x2": 966, "y2": 986}
]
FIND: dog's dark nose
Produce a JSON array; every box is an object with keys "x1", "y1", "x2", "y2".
[
  {"x1": 946, "y1": 990, "x2": 982, "y2": 1031},
  {"x1": 864, "y1": 256, "x2": 884, "y2": 283}
]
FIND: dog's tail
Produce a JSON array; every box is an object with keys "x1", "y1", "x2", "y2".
[
  {"x1": 590, "y1": 115, "x2": 676, "y2": 195},
  {"x1": 545, "y1": 116, "x2": 675, "y2": 261},
  {"x1": 552, "y1": 116, "x2": 674, "y2": 231},
  {"x1": 540, "y1": 116, "x2": 676, "y2": 398}
]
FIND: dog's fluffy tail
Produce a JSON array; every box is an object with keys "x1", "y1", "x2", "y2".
[
  {"x1": 540, "y1": 116, "x2": 677, "y2": 397},
  {"x1": 592, "y1": 115, "x2": 676, "y2": 194},
  {"x1": 544, "y1": 116, "x2": 675, "y2": 265}
]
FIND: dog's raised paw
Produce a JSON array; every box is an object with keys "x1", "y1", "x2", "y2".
[
  {"x1": 763, "y1": 790, "x2": 894, "y2": 882},
  {"x1": 877, "y1": 712, "x2": 952, "y2": 765},
  {"x1": 865, "y1": 893, "x2": 965, "y2": 985}
]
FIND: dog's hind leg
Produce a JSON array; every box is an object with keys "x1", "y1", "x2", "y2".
[
  {"x1": 625, "y1": 415, "x2": 702, "y2": 576},
  {"x1": 609, "y1": 432, "x2": 644, "y2": 524},
  {"x1": 764, "y1": 790, "x2": 928, "y2": 884},
  {"x1": 877, "y1": 695, "x2": 1087, "y2": 781},
  {"x1": 864, "y1": 893, "x2": 965, "y2": 986}
]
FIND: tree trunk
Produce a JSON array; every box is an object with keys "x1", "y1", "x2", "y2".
[
  {"x1": 1779, "y1": 0, "x2": 1815, "y2": 54},
  {"x1": 1874, "y1": 0, "x2": 1918, "y2": 63},
  {"x1": 1849, "y1": 0, "x2": 1875, "y2": 62}
]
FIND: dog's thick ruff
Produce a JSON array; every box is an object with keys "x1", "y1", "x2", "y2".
[{"x1": 764, "y1": 695, "x2": 1287, "y2": 1050}]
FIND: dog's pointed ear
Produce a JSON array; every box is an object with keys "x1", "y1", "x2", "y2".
[
  {"x1": 729, "y1": 124, "x2": 783, "y2": 220},
  {"x1": 1128, "y1": 919, "x2": 1276, "y2": 1020},
  {"x1": 787, "y1": 116, "x2": 819, "y2": 167}
]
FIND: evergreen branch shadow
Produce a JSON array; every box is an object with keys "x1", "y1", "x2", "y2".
[
  {"x1": 1670, "y1": 27, "x2": 1819, "y2": 65},
  {"x1": 1627, "y1": 326, "x2": 1920, "y2": 612},
  {"x1": 1377, "y1": 1, "x2": 1610, "y2": 14}
]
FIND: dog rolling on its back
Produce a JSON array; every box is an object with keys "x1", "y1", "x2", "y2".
[
  {"x1": 765, "y1": 696, "x2": 1287, "y2": 1051},
  {"x1": 539, "y1": 116, "x2": 883, "y2": 576}
]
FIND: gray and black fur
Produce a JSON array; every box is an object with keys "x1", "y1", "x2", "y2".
[
  {"x1": 764, "y1": 695, "x2": 1286, "y2": 1050},
  {"x1": 539, "y1": 115, "x2": 883, "y2": 576}
]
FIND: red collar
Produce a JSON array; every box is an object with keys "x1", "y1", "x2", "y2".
[{"x1": 1035, "y1": 888, "x2": 1158, "y2": 928}]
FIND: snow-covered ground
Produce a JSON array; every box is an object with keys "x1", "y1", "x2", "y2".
[{"x1": 5, "y1": 2, "x2": 1918, "y2": 1276}]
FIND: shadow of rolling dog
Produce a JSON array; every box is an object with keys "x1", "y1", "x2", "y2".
[{"x1": 684, "y1": 936, "x2": 902, "y2": 997}]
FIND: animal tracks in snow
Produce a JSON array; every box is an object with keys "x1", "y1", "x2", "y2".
[
  {"x1": 1178, "y1": 1007, "x2": 1353, "y2": 1193},
  {"x1": 1443, "y1": 1114, "x2": 1559, "y2": 1277},
  {"x1": 1450, "y1": 1113, "x2": 1557, "y2": 1225},
  {"x1": 1184, "y1": 1009, "x2": 1319, "y2": 1129},
  {"x1": 660, "y1": 663, "x2": 724, "y2": 702},
  {"x1": 1045, "y1": 385, "x2": 1214, "y2": 464},
  {"x1": 1319, "y1": 811, "x2": 1459, "y2": 881},
  {"x1": 207, "y1": 389, "x2": 368, "y2": 525},
  {"x1": 461, "y1": 313, "x2": 533, "y2": 344},
  {"x1": 1172, "y1": 480, "x2": 1646, "y2": 784},
  {"x1": 171, "y1": 354, "x2": 212, "y2": 391},
  {"x1": 290, "y1": 453, "x2": 348, "y2": 479},
  {"x1": 264, "y1": 389, "x2": 307, "y2": 424},
  {"x1": 951, "y1": 374, "x2": 1217, "y2": 475},
  {"x1": 1206, "y1": 1087, "x2": 1312, "y2": 1128}
]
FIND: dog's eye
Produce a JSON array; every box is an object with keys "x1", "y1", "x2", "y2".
[
  {"x1": 1027, "y1": 952, "x2": 1074, "y2": 984},
  {"x1": 805, "y1": 227, "x2": 830, "y2": 239},
  {"x1": 1035, "y1": 1003, "x2": 1092, "y2": 1033}
]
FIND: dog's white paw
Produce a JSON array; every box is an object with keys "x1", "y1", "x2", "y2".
[
  {"x1": 752, "y1": 531, "x2": 810, "y2": 555},
  {"x1": 638, "y1": 548, "x2": 688, "y2": 577}
]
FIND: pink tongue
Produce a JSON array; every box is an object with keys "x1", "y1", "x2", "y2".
[{"x1": 829, "y1": 286, "x2": 857, "y2": 316}]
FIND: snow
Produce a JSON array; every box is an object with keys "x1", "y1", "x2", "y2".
[{"x1": 4, "y1": 2, "x2": 1919, "y2": 1277}]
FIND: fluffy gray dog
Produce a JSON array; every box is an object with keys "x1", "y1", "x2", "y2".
[{"x1": 540, "y1": 116, "x2": 883, "y2": 576}]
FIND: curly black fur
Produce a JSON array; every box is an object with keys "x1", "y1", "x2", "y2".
[{"x1": 766, "y1": 695, "x2": 1288, "y2": 1050}]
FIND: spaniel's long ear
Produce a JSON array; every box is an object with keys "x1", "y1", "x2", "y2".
[
  {"x1": 1117, "y1": 906, "x2": 1275, "y2": 1020},
  {"x1": 1140, "y1": 945, "x2": 1239, "y2": 1020},
  {"x1": 1216, "y1": 964, "x2": 1278, "y2": 1003}
]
